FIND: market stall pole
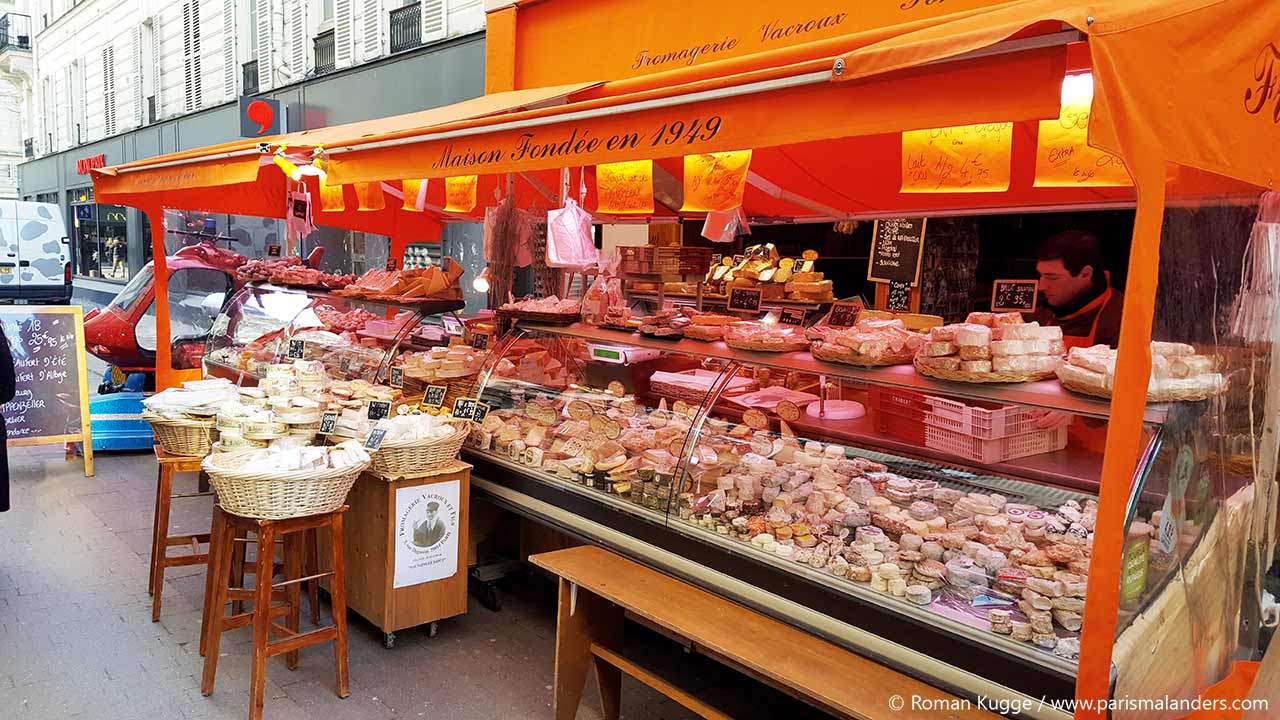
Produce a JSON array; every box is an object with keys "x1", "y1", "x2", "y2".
[
  {"x1": 318, "y1": 462, "x2": 472, "y2": 648},
  {"x1": 90, "y1": 0, "x2": 1280, "y2": 716}
]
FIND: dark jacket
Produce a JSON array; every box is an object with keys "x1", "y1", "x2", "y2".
[
  {"x1": 1034, "y1": 286, "x2": 1125, "y2": 348},
  {"x1": 0, "y1": 326, "x2": 14, "y2": 512}
]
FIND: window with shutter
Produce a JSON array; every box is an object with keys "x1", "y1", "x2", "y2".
[
  {"x1": 222, "y1": 0, "x2": 236, "y2": 98},
  {"x1": 333, "y1": 0, "x2": 353, "y2": 69},
  {"x1": 255, "y1": 0, "x2": 274, "y2": 89},
  {"x1": 360, "y1": 0, "x2": 381, "y2": 62},
  {"x1": 288, "y1": 0, "x2": 306, "y2": 78},
  {"x1": 131, "y1": 26, "x2": 144, "y2": 127},
  {"x1": 421, "y1": 0, "x2": 445, "y2": 43},
  {"x1": 182, "y1": 1, "x2": 203, "y2": 111},
  {"x1": 102, "y1": 45, "x2": 117, "y2": 136},
  {"x1": 151, "y1": 15, "x2": 163, "y2": 117}
]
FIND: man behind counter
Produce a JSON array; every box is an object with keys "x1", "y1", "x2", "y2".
[{"x1": 1032, "y1": 230, "x2": 1125, "y2": 349}]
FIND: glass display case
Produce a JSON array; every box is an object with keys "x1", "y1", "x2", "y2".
[
  {"x1": 465, "y1": 322, "x2": 1215, "y2": 707},
  {"x1": 203, "y1": 282, "x2": 466, "y2": 386}
]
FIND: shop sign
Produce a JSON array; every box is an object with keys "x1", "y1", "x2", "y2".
[
  {"x1": 1034, "y1": 74, "x2": 1132, "y2": 188},
  {"x1": 510, "y1": 0, "x2": 1015, "y2": 88},
  {"x1": 75, "y1": 154, "x2": 106, "y2": 175},
  {"x1": 393, "y1": 480, "x2": 461, "y2": 588},
  {"x1": 901, "y1": 123, "x2": 1013, "y2": 193},
  {"x1": 239, "y1": 97, "x2": 286, "y2": 137}
]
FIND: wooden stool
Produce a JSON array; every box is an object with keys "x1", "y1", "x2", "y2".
[
  {"x1": 201, "y1": 505, "x2": 350, "y2": 720},
  {"x1": 149, "y1": 446, "x2": 214, "y2": 622}
]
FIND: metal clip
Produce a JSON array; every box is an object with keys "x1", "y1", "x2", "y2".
[{"x1": 833, "y1": 58, "x2": 846, "y2": 76}]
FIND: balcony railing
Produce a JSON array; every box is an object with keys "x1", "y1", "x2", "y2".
[
  {"x1": 389, "y1": 4, "x2": 421, "y2": 54},
  {"x1": 0, "y1": 13, "x2": 32, "y2": 52},
  {"x1": 314, "y1": 30, "x2": 335, "y2": 74},
  {"x1": 242, "y1": 60, "x2": 259, "y2": 95}
]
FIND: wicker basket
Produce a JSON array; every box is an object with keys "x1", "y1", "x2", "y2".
[
  {"x1": 203, "y1": 450, "x2": 368, "y2": 520},
  {"x1": 811, "y1": 341, "x2": 914, "y2": 367},
  {"x1": 496, "y1": 308, "x2": 581, "y2": 325},
  {"x1": 145, "y1": 413, "x2": 217, "y2": 457},
  {"x1": 1057, "y1": 370, "x2": 1222, "y2": 403},
  {"x1": 370, "y1": 419, "x2": 470, "y2": 478},
  {"x1": 913, "y1": 356, "x2": 1057, "y2": 384},
  {"x1": 401, "y1": 372, "x2": 480, "y2": 410},
  {"x1": 724, "y1": 336, "x2": 810, "y2": 353},
  {"x1": 683, "y1": 325, "x2": 726, "y2": 342}
]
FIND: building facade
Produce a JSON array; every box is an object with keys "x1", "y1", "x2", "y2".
[
  {"x1": 19, "y1": 0, "x2": 485, "y2": 302},
  {"x1": 0, "y1": 1, "x2": 33, "y2": 198}
]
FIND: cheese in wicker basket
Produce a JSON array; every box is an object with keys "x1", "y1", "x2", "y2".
[
  {"x1": 1056, "y1": 343, "x2": 1223, "y2": 402},
  {"x1": 202, "y1": 440, "x2": 372, "y2": 520},
  {"x1": 367, "y1": 414, "x2": 470, "y2": 477},
  {"x1": 914, "y1": 313, "x2": 1065, "y2": 383}
]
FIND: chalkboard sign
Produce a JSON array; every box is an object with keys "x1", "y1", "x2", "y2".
[
  {"x1": 471, "y1": 401, "x2": 491, "y2": 425},
  {"x1": 367, "y1": 400, "x2": 391, "y2": 420},
  {"x1": 868, "y1": 217, "x2": 927, "y2": 285},
  {"x1": 453, "y1": 397, "x2": 478, "y2": 421},
  {"x1": 778, "y1": 308, "x2": 807, "y2": 326},
  {"x1": 422, "y1": 385, "x2": 448, "y2": 409},
  {"x1": 339, "y1": 356, "x2": 351, "y2": 375},
  {"x1": 287, "y1": 338, "x2": 305, "y2": 359},
  {"x1": 386, "y1": 257, "x2": 399, "y2": 271},
  {"x1": 364, "y1": 428, "x2": 388, "y2": 451},
  {"x1": 472, "y1": 332, "x2": 489, "y2": 351},
  {"x1": 0, "y1": 307, "x2": 94, "y2": 476},
  {"x1": 389, "y1": 366, "x2": 404, "y2": 388},
  {"x1": 827, "y1": 299, "x2": 864, "y2": 328},
  {"x1": 267, "y1": 244, "x2": 282, "y2": 257},
  {"x1": 991, "y1": 279, "x2": 1039, "y2": 313},
  {"x1": 319, "y1": 412, "x2": 338, "y2": 435},
  {"x1": 728, "y1": 287, "x2": 763, "y2": 313},
  {"x1": 887, "y1": 281, "x2": 912, "y2": 312}
]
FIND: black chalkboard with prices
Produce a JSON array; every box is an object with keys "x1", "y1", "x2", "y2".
[
  {"x1": 868, "y1": 217, "x2": 927, "y2": 285},
  {"x1": 991, "y1": 279, "x2": 1039, "y2": 313},
  {"x1": 728, "y1": 287, "x2": 763, "y2": 313},
  {"x1": 887, "y1": 281, "x2": 912, "y2": 312},
  {"x1": 2, "y1": 310, "x2": 84, "y2": 442}
]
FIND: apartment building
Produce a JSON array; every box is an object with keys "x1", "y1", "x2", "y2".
[
  {"x1": 19, "y1": 0, "x2": 485, "y2": 299},
  {"x1": 0, "y1": 1, "x2": 33, "y2": 198}
]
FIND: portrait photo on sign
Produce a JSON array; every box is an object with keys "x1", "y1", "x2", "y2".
[{"x1": 393, "y1": 481, "x2": 461, "y2": 588}]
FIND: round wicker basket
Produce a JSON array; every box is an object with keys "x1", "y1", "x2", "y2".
[
  {"x1": 724, "y1": 336, "x2": 809, "y2": 353},
  {"x1": 202, "y1": 450, "x2": 368, "y2": 520},
  {"x1": 811, "y1": 342, "x2": 914, "y2": 368},
  {"x1": 144, "y1": 413, "x2": 217, "y2": 457},
  {"x1": 371, "y1": 420, "x2": 470, "y2": 478},
  {"x1": 913, "y1": 356, "x2": 1057, "y2": 384},
  {"x1": 1057, "y1": 371, "x2": 1222, "y2": 403}
]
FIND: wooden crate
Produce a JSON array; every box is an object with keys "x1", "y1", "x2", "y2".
[{"x1": 319, "y1": 463, "x2": 471, "y2": 639}]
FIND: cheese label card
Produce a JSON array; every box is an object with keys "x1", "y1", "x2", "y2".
[
  {"x1": 339, "y1": 356, "x2": 351, "y2": 375},
  {"x1": 561, "y1": 438, "x2": 588, "y2": 456},
  {"x1": 442, "y1": 316, "x2": 464, "y2": 336},
  {"x1": 732, "y1": 254, "x2": 745, "y2": 265},
  {"x1": 827, "y1": 299, "x2": 864, "y2": 328},
  {"x1": 319, "y1": 412, "x2": 338, "y2": 435},
  {"x1": 287, "y1": 338, "x2": 305, "y2": 359},
  {"x1": 422, "y1": 385, "x2": 448, "y2": 409},
  {"x1": 368, "y1": 400, "x2": 392, "y2": 420},
  {"x1": 473, "y1": 332, "x2": 489, "y2": 351},
  {"x1": 711, "y1": 254, "x2": 723, "y2": 265},
  {"x1": 728, "y1": 287, "x2": 763, "y2": 312},
  {"x1": 778, "y1": 308, "x2": 807, "y2": 326},
  {"x1": 267, "y1": 244, "x2": 282, "y2": 257},
  {"x1": 386, "y1": 257, "x2": 399, "y2": 271},
  {"x1": 470, "y1": 401, "x2": 491, "y2": 425},
  {"x1": 887, "y1": 280, "x2": 912, "y2": 312},
  {"x1": 389, "y1": 367, "x2": 404, "y2": 388},
  {"x1": 453, "y1": 397, "x2": 478, "y2": 421},
  {"x1": 364, "y1": 428, "x2": 388, "y2": 451},
  {"x1": 991, "y1": 279, "x2": 1039, "y2": 312}
]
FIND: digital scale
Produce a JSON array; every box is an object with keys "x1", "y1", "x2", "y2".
[{"x1": 587, "y1": 343, "x2": 663, "y2": 365}]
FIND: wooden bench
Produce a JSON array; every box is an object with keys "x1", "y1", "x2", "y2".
[{"x1": 530, "y1": 545, "x2": 999, "y2": 720}]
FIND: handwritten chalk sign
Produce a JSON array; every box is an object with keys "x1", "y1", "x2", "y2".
[
  {"x1": 0, "y1": 307, "x2": 94, "y2": 476},
  {"x1": 319, "y1": 412, "x2": 338, "y2": 435},
  {"x1": 472, "y1": 332, "x2": 489, "y2": 351},
  {"x1": 364, "y1": 428, "x2": 388, "y2": 451},
  {"x1": 778, "y1": 308, "x2": 807, "y2": 326},
  {"x1": 367, "y1": 400, "x2": 391, "y2": 420},
  {"x1": 389, "y1": 367, "x2": 404, "y2": 388},
  {"x1": 422, "y1": 385, "x2": 448, "y2": 409},
  {"x1": 827, "y1": 300, "x2": 863, "y2": 328},
  {"x1": 267, "y1": 244, "x2": 282, "y2": 257},
  {"x1": 287, "y1": 338, "x2": 305, "y2": 359},
  {"x1": 901, "y1": 123, "x2": 1013, "y2": 193},
  {"x1": 868, "y1": 218, "x2": 927, "y2": 285},
  {"x1": 728, "y1": 287, "x2": 763, "y2": 313},
  {"x1": 887, "y1": 281, "x2": 912, "y2": 312},
  {"x1": 991, "y1": 279, "x2": 1039, "y2": 313}
]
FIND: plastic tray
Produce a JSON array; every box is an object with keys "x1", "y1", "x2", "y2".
[
  {"x1": 924, "y1": 424, "x2": 1068, "y2": 464},
  {"x1": 923, "y1": 395, "x2": 1039, "y2": 440}
]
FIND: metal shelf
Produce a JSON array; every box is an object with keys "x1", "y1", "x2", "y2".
[{"x1": 520, "y1": 322, "x2": 1168, "y2": 423}]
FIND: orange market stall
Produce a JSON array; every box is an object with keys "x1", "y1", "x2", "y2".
[{"x1": 94, "y1": 1, "x2": 1280, "y2": 717}]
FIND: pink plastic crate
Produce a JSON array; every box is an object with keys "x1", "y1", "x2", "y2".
[
  {"x1": 924, "y1": 424, "x2": 1068, "y2": 464},
  {"x1": 923, "y1": 395, "x2": 1039, "y2": 440}
]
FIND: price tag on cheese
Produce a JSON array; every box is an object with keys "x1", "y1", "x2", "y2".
[
  {"x1": 389, "y1": 367, "x2": 404, "y2": 388},
  {"x1": 421, "y1": 385, "x2": 448, "y2": 410},
  {"x1": 1157, "y1": 495, "x2": 1178, "y2": 555},
  {"x1": 442, "y1": 316, "x2": 464, "y2": 336},
  {"x1": 339, "y1": 356, "x2": 351, "y2": 375},
  {"x1": 367, "y1": 400, "x2": 391, "y2": 420},
  {"x1": 364, "y1": 428, "x2": 388, "y2": 451},
  {"x1": 287, "y1": 338, "x2": 305, "y2": 359},
  {"x1": 827, "y1": 300, "x2": 863, "y2": 328},
  {"x1": 471, "y1": 401, "x2": 491, "y2": 425},
  {"x1": 267, "y1": 244, "x2": 282, "y2": 257},
  {"x1": 728, "y1": 287, "x2": 763, "y2": 313},
  {"x1": 319, "y1": 412, "x2": 338, "y2": 435},
  {"x1": 453, "y1": 397, "x2": 478, "y2": 421},
  {"x1": 778, "y1": 308, "x2": 806, "y2": 326},
  {"x1": 473, "y1": 332, "x2": 490, "y2": 351}
]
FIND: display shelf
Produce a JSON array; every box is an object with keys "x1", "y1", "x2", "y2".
[
  {"x1": 522, "y1": 322, "x2": 1168, "y2": 424},
  {"x1": 626, "y1": 291, "x2": 831, "y2": 312},
  {"x1": 245, "y1": 281, "x2": 465, "y2": 317}
]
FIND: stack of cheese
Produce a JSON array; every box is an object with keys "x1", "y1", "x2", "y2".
[
  {"x1": 399, "y1": 344, "x2": 485, "y2": 381},
  {"x1": 783, "y1": 270, "x2": 834, "y2": 303},
  {"x1": 492, "y1": 347, "x2": 569, "y2": 389},
  {"x1": 723, "y1": 321, "x2": 810, "y2": 352},
  {"x1": 233, "y1": 438, "x2": 372, "y2": 473},
  {"x1": 682, "y1": 312, "x2": 736, "y2": 341},
  {"x1": 1056, "y1": 342, "x2": 1223, "y2": 401},
  {"x1": 811, "y1": 317, "x2": 926, "y2": 366},
  {"x1": 916, "y1": 313, "x2": 1064, "y2": 380}
]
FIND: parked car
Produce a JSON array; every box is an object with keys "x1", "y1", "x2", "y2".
[{"x1": 0, "y1": 200, "x2": 72, "y2": 304}]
